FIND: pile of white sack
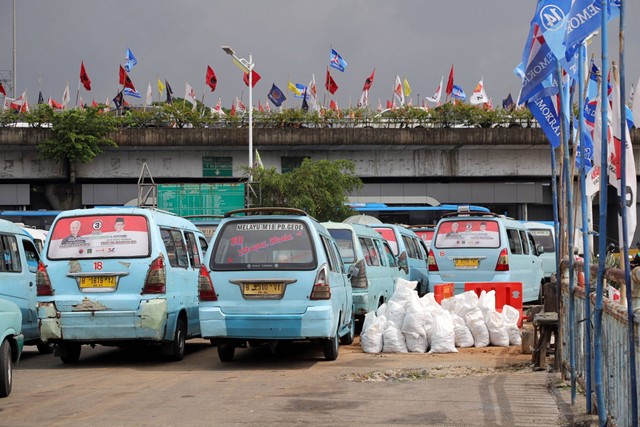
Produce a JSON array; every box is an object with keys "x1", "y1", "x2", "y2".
[{"x1": 360, "y1": 278, "x2": 522, "y2": 354}]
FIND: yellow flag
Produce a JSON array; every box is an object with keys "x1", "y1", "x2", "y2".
[
  {"x1": 288, "y1": 80, "x2": 301, "y2": 96},
  {"x1": 403, "y1": 78, "x2": 411, "y2": 97},
  {"x1": 157, "y1": 78, "x2": 165, "y2": 94}
]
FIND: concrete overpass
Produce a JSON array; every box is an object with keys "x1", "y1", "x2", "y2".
[{"x1": 0, "y1": 127, "x2": 637, "y2": 225}]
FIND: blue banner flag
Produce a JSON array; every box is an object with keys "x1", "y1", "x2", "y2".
[
  {"x1": 268, "y1": 83, "x2": 286, "y2": 107},
  {"x1": 123, "y1": 87, "x2": 141, "y2": 98},
  {"x1": 573, "y1": 117, "x2": 594, "y2": 170},
  {"x1": 329, "y1": 49, "x2": 347, "y2": 72},
  {"x1": 451, "y1": 85, "x2": 466, "y2": 101},
  {"x1": 502, "y1": 93, "x2": 515, "y2": 110},
  {"x1": 519, "y1": 24, "x2": 556, "y2": 104},
  {"x1": 294, "y1": 83, "x2": 309, "y2": 99},
  {"x1": 124, "y1": 48, "x2": 138, "y2": 72},
  {"x1": 112, "y1": 90, "x2": 124, "y2": 109},
  {"x1": 564, "y1": 0, "x2": 619, "y2": 60},
  {"x1": 527, "y1": 81, "x2": 561, "y2": 148}
]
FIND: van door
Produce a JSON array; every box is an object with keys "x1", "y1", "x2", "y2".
[
  {"x1": 0, "y1": 234, "x2": 38, "y2": 341},
  {"x1": 506, "y1": 228, "x2": 539, "y2": 301},
  {"x1": 320, "y1": 235, "x2": 349, "y2": 331},
  {"x1": 184, "y1": 230, "x2": 204, "y2": 336}
]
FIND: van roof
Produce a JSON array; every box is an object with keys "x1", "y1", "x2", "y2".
[
  {"x1": 322, "y1": 221, "x2": 384, "y2": 238},
  {"x1": 0, "y1": 218, "x2": 30, "y2": 236},
  {"x1": 53, "y1": 207, "x2": 199, "y2": 230}
]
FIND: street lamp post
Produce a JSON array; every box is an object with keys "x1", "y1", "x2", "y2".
[{"x1": 222, "y1": 46, "x2": 253, "y2": 176}]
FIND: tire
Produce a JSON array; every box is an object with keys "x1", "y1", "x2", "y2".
[
  {"x1": 0, "y1": 339, "x2": 12, "y2": 398},
  {"x1": 167, "y1": 316, "x2": 187, "y2": 362},
  {"x1": 340, "y1": 314, "x2": 355, "y2": 345},
  {"x1": 217, "y1": 342, "x2": 235, "y2": 362},
  {"x1": 36, "y1": 340, "x2": 54, "y2": 355},
  {"x1": 59, "y1": 342, "x2": 82, "y2": 364},
  {"x1": 322, "y1": 328, "x2": 339, "y2": 361}
]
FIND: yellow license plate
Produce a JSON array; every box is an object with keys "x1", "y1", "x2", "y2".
[
  {"x1": 243, "y1": 283, "x2": 285, "y2": 296},
  {"x1": 79, "y1": 276, "x2": 117, "y2": 288},
  {"x1": 453, "y1": 258, "x2": 479, "y2": 269}
]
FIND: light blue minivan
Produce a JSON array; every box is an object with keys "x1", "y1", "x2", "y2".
[
  {"x1": 370, "y1": 224, "x2": 428, "y2": 295},
  {"x1": 0, "y1": 219, "x2": 51, "y2": 354},
  {"x1": 428, "y1": 211, "x2": 545, "y2": 303},
  {"x1": 37, "y1": 207, "x2": 209, "y2": 363},
  {"x1": 523, "y1": 221, "x2": 556, "y2": 284},
  {"x1": 198, "y1": 208, "x2": 354, "y2": 362},
  {"x1": 323, "y1": 222, "x2": 400, "y2": 320}
]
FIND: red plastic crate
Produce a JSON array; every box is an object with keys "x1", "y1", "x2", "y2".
[
  {"x1": 464, "y1": 282, "x2": 523, "y2": 327},
  {"x1": 434, "y1": 282, "x2": 454, "y2": 304}
]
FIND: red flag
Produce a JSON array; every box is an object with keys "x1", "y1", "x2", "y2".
[
  {"x1": 205, "y1": 65, "x2": 217, "y2": 92},
  {"x1": 48, "y1": 97, "x2": 63, "y2": 110},
  {"x1": 329, "y1": 99, "x2": 338, "y2": 111},
  {"x1": 445, "y1": 64, "x2": 454, "y2": 96},
  {"x1": 242, "y1": 69, "x2": 261, "y2": 88},
  {"x1": 362, "y1": 68, "x2": 375, "y2": 91},
  {"x1": 386, "y1": 100, "x2": 392, "y2": 109},
  {"x1": 230, "y1": 102, "x2": 236, "y2": 116},
  {"x1": 91, "y1": 99, "x2": 99, "y2": 108},
  {"x1": 119, "y1": 65, "x2": 136, "y2": 91},
  {"x1": 325, "y1": 68, "x2": 338, "y2": 95},
  {"x1": 258, "y1": 100, "x2": 264, "y2": 112},
  {"x1": 80, "y1": 61, "x2": 92, "y2": 91},
  {"x1": 0, "y1": 82, "x2": 5, "y2": 97}
]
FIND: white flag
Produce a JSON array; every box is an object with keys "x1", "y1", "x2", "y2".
[
  {"x1": 145, "y1": 82, "x2": 153, "y2": 106},
  {"x1": 62, "y1": 82, "x2": 70, "y2": 108},
  {"x1": 632, "y1": 75, "x2": 640, "y2": 129},
  {"x1": 393, "y1": 75, "x2": 404, "y2": 107},
  {"x1": 184, "y1": 82, "x2": 196, "y2": 107},
  {"x1": 358, "y1": 89, "x2": 368, "y2": 107},
  {"x1": 308, "y1": 74, "x2": 318, "y2": 110},
  {"x1": 426, "y1": 76, "x2": 443, "y2": 104},
  {"x1": 470, "y1": 80, "x2": 489, "y2": 105}
]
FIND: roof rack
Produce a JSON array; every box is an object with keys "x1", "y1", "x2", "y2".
[
  {"x1": 183, "y1": 214, "x2": 224, "y2": 220},
  {"x1": 440, "y1": 211, "x2": 500, "y2": 219},
  {"x1": 224, "y1": 207, "x2": 309, "y2": 218}
]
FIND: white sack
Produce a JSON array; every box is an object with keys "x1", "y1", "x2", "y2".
[
  {"x1": 465, "y1": 307, "x2": 490, "y2": 348},
  {"x1": 452, "y1": 313, "x2": 474, "y2": 348},
  {"x1": 382, "y1": 324, "x2": 408, "y2": 353},
  {"x1": 428, "y1": 310, "x2": 458, "y2": 353},
  {"x1": 502, "y1": 304, "x2": 522, "y2": 346},
  {"x1": 402, "y1": 296, "x2": 428, "y2": 352},
  {"x1": 485, "y1": 310, "x2": 510, "y2": 347},
  {"x1": 360, "y1": 313, "x2": 386, "y2": 353}
]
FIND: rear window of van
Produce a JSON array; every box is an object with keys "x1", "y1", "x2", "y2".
[
  {"x1": 327, "y1": 229, "x2": 356, "y2": 263},
  {"x1": 47, "y1": 215, "x2": 151, "y2": 260},
  {"x1": 528, "y1": 229, "x2": 555, "y2": 252},
  {"x1": 372, "y1": 227, "x2": 399, "y2": 255},
  {"x1": 433, "y1": 219, "x2": 501, "y2": 249},
  {"x1": 212, "y1": 220, "x2": 316, "y2": 270}
]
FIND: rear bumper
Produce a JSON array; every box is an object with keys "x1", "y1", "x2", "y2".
[
  {"x1": 199, "y1": 306, "x2": 335, "y2": 340},
  {"x1": 38, "y1": 299, "x2": 170, "y2": 342}
]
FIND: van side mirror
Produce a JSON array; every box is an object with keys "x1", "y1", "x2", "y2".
[
  {"x1": 536, "y1": 244, "x2": 545, "y2": 256},
  {"x1": 397, "y1": 251, "x2": 409, "y2": 275}
]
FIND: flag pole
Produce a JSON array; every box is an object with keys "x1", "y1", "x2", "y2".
[
  {"x1": 618, "y1": 0, "x2": 638, "y2": 421},
  {"x1": 75, "y1": 78, "x2": 81, "y2": 107}
]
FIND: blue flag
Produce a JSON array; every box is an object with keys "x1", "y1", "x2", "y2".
[
  {"x1": 528, "y1": 94, "x2": 561, "y2": 148},
  {"x1": 519, "y1": 24, "x2": 556, "y2": 104},
  {"x1": 451, "y1": 85, "x2": 466, "y2": 101},
  {"x1": 564, "y1": 0, "x2": 619, "y2": 60},
  {"x1": 574, "y1": 117, "x2": 594, "y2": 170},
  {"x1": 123, "y1": 87, "x2": 141, "y2": 98},
  {"x1": 124, "y1": 48, "x2": 138, "y2": 72},
  {"x1": 268, "y1": 83, "x2": 286, "y2": 107},
  {"x1": 329, "y1": 49, "x2": 347, "y2": 72},
  {"x1": 529, "y1": 0, "x2": 571, "y2": 60},
  {"x1": 112, "y1": 91, "x2": 124, "y2": 109},
  {"x1": 294, "y1": 83, "x2": 309, "y2": 99}
]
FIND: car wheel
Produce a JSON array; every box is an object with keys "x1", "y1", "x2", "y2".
[
  {"x1": 339, "y1": 314, "x2": 355, "y2": 345},
  {"x1": 36, "y1": 340, "x2": 54, "y2": 355},
  {"x1": 217, "y1": 342, "x2": 235, "y2": 362},
  {"x1": 167, "y1": 317, "x2": 187, "y2": 361},
  {"x1": 0, "y1": 339, "x2": 12, "y2": 398},
  {"x1": 59, "y1": 342, "x2": 82, "y2": 364},
  {"x1": 322, "y1": 328, "x2": 339, "y2": 361}
]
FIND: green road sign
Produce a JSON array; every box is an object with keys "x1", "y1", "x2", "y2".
[
  {"x1": 157, "y1": 183, "x2": 245, "y2": 216},
  {"x1": 203, "y1": 156, "x2": 233, "y2": 177}
]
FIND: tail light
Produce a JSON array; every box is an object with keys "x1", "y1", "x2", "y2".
[
  {"x1": 198, "y1": 265, "x2": 218, "y2": 301},
  {"x1": 310, "y1": 265, "x2": 331, "y2": 300},
  {"x1": 36, "y1": 261, "x2": 54, "y2": 296},
  {"x1": 495, "y1": 248, "x2": 509, "y2": 271},
  {"x1": 349, "y1": 259, "x2": 368, "y2": 288},
  {"x1": 428, "y1": 249, "x2": 439, "y2": 272},
  {"x1": 142, "y1": 256, "x2": 166, "y2": 294}
]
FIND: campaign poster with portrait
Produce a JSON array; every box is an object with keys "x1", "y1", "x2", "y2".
[
  {"x1": 47, "y1": 215, "x2": 150, "y2": 259},
  {"x1": 434, "y1": 220, "x2": 501, "y2": 249}
]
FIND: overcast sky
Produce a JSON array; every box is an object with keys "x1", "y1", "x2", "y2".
[{"x1": 1, "y1": 1, "x2": 640, "y2": 109}]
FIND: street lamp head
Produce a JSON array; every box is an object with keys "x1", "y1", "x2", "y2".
[{"x1": 221, "y1": 46, "x2": 235, "y2": 56}]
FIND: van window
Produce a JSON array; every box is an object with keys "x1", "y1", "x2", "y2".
[
  {"x1": 0, "y1": 234, "x2": 21, "y2": 272},
  {"x1": 359, "y1": 237, "x2": 380, "y2": 266},
  {"x1": 380, "y1": 241, "x2": 397, "y2": 267},
  {"x1": 327, "y1": 229, "x2": 356, "y2": 263},
  {"x1": 434, "y1": 219, "x2": 501, "y2": 249},
  {"x1": 212, "y1": 220, "x2": 316, "y2": 270},
  {"x1": 528, "y1": 233, "x2": 539, "y2": 255},
  {"x1": 161, "y1": 228, "x2": 190, "y2": 268},
  {"x1": 184, "y1": 231, "x2": 201, "y2": 267},
  {"x1": 519, "y1": 230, "x2": 530, "y2": 255},
  {"x1": 321, "y1": 235, "x2": 343, "y2": 273},
  {"x1": 47, "y1": 214, "x2": 151, "y2": 260},
  {"x1": 373, "y1": 227, "x2": 399, "y2": 255},
  {"x1": 529, "y1": 229, "x2": 555, "y2": 252},
  {"x1": 402, "y1": 235, "x2": 417, "y2": 258},
  {"x1": 507, "y1": 229, "x2": 523, "y2": 254},
  {"x1": 22, "y1": 239, "x2": 40, "y2": 270},
  {"x1": 198, "y1": 236, "x2": 209, "y2": 255}
]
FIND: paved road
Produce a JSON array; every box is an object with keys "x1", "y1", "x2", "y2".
[{"x1": 5, "y1": 338, "x2": 588, "y2": 426}]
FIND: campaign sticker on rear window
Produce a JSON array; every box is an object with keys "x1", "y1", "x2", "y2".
[
  {"x1": 435, "y1": 220, "x2": 500, "y2": 249},
  {"x1": 236, "y1": 223, "x2": 304, "y2": 231}
]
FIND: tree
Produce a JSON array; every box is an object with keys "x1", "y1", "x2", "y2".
[
  {"x1": 37, "y1": 107, "x2": 119, "y2": 183},
  {"x1": 249, "y1": 158, "x2": 362, "y2": 222}
]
